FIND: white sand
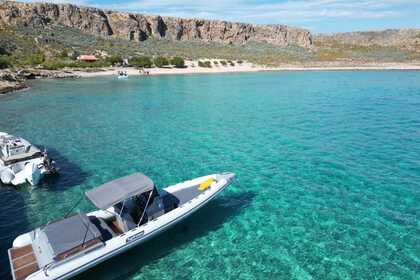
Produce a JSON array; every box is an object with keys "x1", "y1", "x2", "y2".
[{"x1": 72, "y1": 60, "x2": 420, "y2": 78}]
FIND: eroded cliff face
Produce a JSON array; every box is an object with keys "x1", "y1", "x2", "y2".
[{"x1": 0, "y1": 1, "x2": 313, "y2": 48}]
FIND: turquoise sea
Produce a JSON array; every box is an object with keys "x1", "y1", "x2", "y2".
[{"x1": 0, "y1": 71, "x2": 419, "y2": 279}]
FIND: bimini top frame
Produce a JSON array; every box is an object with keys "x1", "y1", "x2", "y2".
[{"x1": 85, "y1": 173, "x2": 155, "y2": 210}]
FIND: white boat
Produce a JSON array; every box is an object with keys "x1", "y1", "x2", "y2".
[
  {"x1": 117, "y1": 71, "x2": 128, "y2": 79},
  {"x1": 8, "y1": 172, "x2": 235, "y2": 280},
  {"x1": 0, "y1": 132, "x2": 58, "y2": 186}
]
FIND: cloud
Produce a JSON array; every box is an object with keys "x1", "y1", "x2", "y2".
[
  {"x1": 89, "y1": 0, "x2": 414, "y2": 23},
  {"x1": 21, "y1": 0, "x2": 89, "y2": 5}
]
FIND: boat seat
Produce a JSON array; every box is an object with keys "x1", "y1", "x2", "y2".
[
  {"x1": 88, "y1": 216, "x2": 116, "y2": 240},
  {"x1": 115, "y1": 211, "x2": 137, "y2": 232}
]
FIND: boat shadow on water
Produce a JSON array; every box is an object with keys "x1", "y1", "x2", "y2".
[
  {"x1": 0, "y1": 147, "x2": 87, "y2": 278},
  {"x1": 0, "y1": 187, "x2": 30, "y2": 280},
  {"x1": 35, "y1": 147, "x2": 89, "y2": 191},
  {"x1": 73, "y1": 190, "x2": 255, "y2": 280}
]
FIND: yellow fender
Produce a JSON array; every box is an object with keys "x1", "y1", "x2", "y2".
[{"x1": 198, "y1": 178, "x2": 215, "y2": 191}]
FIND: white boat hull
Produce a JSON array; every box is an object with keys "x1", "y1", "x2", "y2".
[
  {"x1": 1, "y1": 158, "x2": 50, "y2": 186},
  {"x1": 14, "y1": 173, "x2": 234, "y2": 280},
  {"x1": 0, "y1": 132, "x2": 57, "y2": 186}
]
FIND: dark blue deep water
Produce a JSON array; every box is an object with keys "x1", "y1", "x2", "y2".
[{"x1": 0, "y1": 71, "x2": 419, "y2": 279}]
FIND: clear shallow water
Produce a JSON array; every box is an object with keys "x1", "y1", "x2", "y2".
[{"x1": 0, "y1": 71, "x2": 419, "y2": 279}]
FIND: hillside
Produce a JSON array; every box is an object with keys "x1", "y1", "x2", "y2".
[
  {"x1": 0, "y1": 23, "x2": 314, "y2": 66},
  {"x1": 0, "y1": 1, "x2": 419, "y2": 70},
  {"x1": 313, "y1": 29, "x2": 420, "y2": 62},
  {"x1": 0, "y1": 1, "x2": 312, "y2": 48},
  {"x1": 316, "y1": 29, "x2": 420, "y2": 50}
]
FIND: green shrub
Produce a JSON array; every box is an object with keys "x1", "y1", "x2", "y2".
[
  {"x1": 229, "y1": 61, "x2": 235, "y2": 66},
  {"x1": 0, "y1": 55, "x2": 11, "y2": 69},
  {"x1": 198, "y1": 60, "x2": 212, "y2": 68},
  {"x1": 237, "y1": 60, "x2": 243, "y2": 64},
  {"x1": 213, "y1": 60, "x2": 219, "y2": 65},
  {"x1": 58, "y1": 49, "x2": 69, "y2": 59},
  {"x1": 87, "y1": 60, "x2": 110, "y2": 68},
  {"x1": 171, "y1": 56, "x2": 185, "y2": 68},
  {"x1": 131, "y1": 56, "x2": 153, "y2": 68},
  {"x1": 65, "y1": 61, "x2": 81, "y2": 68},
  {"x1": 61, "y1": 59, "x2": 111, "y2": 68},
  {"x1": 220, "y1": 60, "x2": 227, "y2": 66},
  {"x1": 0, "y1": 46, "x2": 8, "y2": 55},
  {"x1": 153, "y1": 56, "x2": 169, "y2": 67},
  {"x1": 68, "y1": 50, "x2": 80, "y2": 60},
  {"x1": 25, "y1": 53, "x2": 45, "y2": 66},
  {"x1": 106, "y1": 55, "x2": 123, "y2": 66},
  {"x1": 70, "y1": 61, "x2": 88, "y2": 68},
  {"x1": 42, "y1": 60, "x2": 67, "y2": 70}
]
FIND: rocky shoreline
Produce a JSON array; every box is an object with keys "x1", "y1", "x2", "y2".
[
  {"x1": 0, "y1": 71, "x2": 26, "y2": 94},
  {"x1": 0, "y1": 80, "x2": 26, "y2": 94},
  {"x1": 0, "y1": 69, "x2": 81, "y2": 94}
]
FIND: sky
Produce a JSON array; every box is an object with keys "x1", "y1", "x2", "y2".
[{"x1": 21, "y1": 0, "x2": 420, "y2": 33}]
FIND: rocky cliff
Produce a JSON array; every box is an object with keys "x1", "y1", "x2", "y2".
[{"x1": 0, "y1": 1, "x2": 313, "y2": 48}]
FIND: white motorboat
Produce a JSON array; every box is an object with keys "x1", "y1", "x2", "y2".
[
  {"x1": 117, "y1": 70, "x2": 128, "y2": 79},
  {"x1": 0, "y1": 132, "x2": 58, "y2": 186},
  {"x1": 8, "y1": 172, "x2": 235, "y2": 280}
]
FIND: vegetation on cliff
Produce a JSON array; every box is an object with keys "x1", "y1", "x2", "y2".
[
  {"x1": 0, "y1": 24, "x2": 315, "y2": 69},
  {"x1": 0, "y1": 56, "x2": 11, "y2": 69},
  {"x1": 313, "y1": 35, "x2": 420, "y2": 62},
  {"x1": 1, "y1": 23, "x2": 419, "y2": 72}
]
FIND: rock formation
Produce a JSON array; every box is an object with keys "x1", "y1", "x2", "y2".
[
  {"x1": 0, "y1": 1, "x2": 313, "y2": 48},
  {"x1": 0, "y1": 68, "x2": 81, "y2": 94},
  {"x1": 0, "y1": 71, "x2": 26, "y2": 94}
]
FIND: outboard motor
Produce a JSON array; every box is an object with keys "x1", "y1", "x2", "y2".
[{"x1": 43, "y1": 152, "x2": 58, "y2": 174}]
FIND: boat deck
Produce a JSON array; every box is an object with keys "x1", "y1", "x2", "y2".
[
  {"x1": 0, "y1": 146, "x2": 42, "y2": 165},
  {"x1": 8, "y1": 245, "x2": 39, "y2": 280}
]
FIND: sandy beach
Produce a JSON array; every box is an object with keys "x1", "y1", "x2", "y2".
[
  {"x1": 74, "y1": 61, "x2": 420, "y2": 78},
  {"x1": 2, "y1": 61, "x2": 420, "y2": 95},
  {"x1": 75, "y1": 61, "x2": 270, "y2": 78}
]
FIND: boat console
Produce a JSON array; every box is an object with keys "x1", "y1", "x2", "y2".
[{"x1": 0, "y1": 134, "x2": 42, "y2": 165}]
